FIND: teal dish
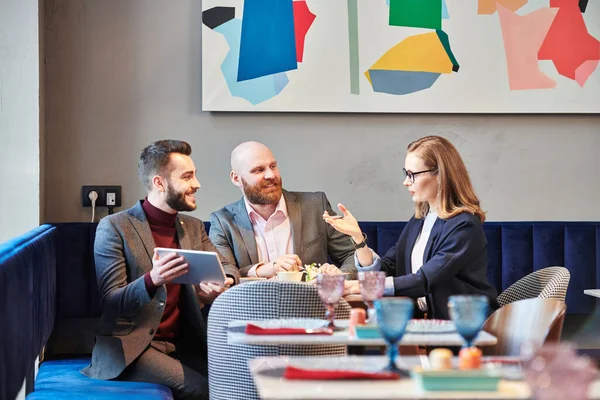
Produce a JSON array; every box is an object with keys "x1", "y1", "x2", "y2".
[
  {"x1": 353, "y1": 325, "x2": 381, "y2": 339},
  {"x1": 410, "y1": 368, "x2": 501, "y2": 391}
]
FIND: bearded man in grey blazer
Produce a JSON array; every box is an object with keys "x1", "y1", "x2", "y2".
[
  {"x1": 209, "y1": 141, "x2": 356, "y2": 279},
  {"x1": 81, "y1": 140, "x2": 240, "y2": 400}
]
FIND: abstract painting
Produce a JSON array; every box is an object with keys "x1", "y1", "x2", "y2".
[{"x1": 202, "y1": 0, "x2": 600, "y2": 113}]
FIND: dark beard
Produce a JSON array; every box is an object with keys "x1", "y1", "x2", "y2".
[
  {"x1": 242, "y1": 177, "x2": 283, "y2": 205},
  {"x1": 166, "y1": 184, "x2": 196, "y2": 212}
]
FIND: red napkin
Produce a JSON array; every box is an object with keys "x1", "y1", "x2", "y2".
[
  {"x1": 283, "y1": 366, "x2": 401, "y2": 380},
  {"x1": 244, "y1": 324, "x2": 333, "y2": 335}
]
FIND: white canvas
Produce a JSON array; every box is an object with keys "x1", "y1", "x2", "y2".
[{"x1": 202, "y1": 0, "x2": 600, "y2": 113}]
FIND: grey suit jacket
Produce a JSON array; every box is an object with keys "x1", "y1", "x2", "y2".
[
  {"x1": 209, "y1": 190, "x2": 356, "y2": 278},
  {"x1": 81, "y1": 201, "x2": 240, "y2": 380}
]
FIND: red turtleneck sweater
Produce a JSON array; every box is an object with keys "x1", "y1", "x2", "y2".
[{"x1": 142, "y1": 199, "x2": 181, "y2": 341}]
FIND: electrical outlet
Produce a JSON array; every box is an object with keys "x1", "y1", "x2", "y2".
[
  {"x1": 106, "y1": 192, "x2": 116, "y2": 206},
  {"x1": 81, "y1": 186, "x2": 122, "y2": 207}
]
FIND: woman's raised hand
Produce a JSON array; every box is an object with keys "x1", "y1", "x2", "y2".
[{"x1": 323, "y1": 203, "x2": 363, "y2": 242}]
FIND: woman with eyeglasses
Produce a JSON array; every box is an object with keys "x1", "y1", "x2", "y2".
[{"x1": 323, "y1": 135, "x2": 498, "y2": 320}]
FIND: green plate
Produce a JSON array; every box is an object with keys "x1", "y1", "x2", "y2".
[{"x1": 410, "y1": 368, "x2": 501, "y2": 391}]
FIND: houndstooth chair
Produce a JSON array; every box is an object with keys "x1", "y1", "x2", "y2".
[
  {"x1": 207, "y1": 281, "x2": 351, "y2": 400},
  {"x1": 497, "y1": 266, "x2": 570, "y2": 306}
]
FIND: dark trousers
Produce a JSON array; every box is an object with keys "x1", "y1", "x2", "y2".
[{"x1": 118, "y1": 338, "x2": 208, "y2": 400}]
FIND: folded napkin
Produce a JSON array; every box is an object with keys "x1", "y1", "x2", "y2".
[
  {"x1": 244, "y1": 324, "x2": 333, "y2": 335},
  {"x1": 283, "y1": 366, "x2": 401, "y2": 380}
]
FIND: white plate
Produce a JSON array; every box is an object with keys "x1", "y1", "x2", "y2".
[
  {"x1": 406, "y1": 319, "x2": 456, "y2": 334},
  {"x1": 250, "y1": 318, "x2": 330, "y2": 330}
]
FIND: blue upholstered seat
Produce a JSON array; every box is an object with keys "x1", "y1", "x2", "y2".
[
  {"x1": 27, "y1": 359, "x2": 173, "y2": 400},
  {"x1": 0, "y1": 225, "x2": 57, "y2": 400}
]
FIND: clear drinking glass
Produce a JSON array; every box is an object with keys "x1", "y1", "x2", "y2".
[
  {"x1": 358, "y1": 271, "x2": 386, "y2": 311},
  {"x1": 447, "y1": 295, "x2": 488, "y2": 348},
  {"x1": 523, "y1": 342, "x2": 597, "y2": 400},
  {"x1": 374, "y1": 297, "x2": 414, "y2": 376},
  {"x1": 316, "y1": 274, "x2": 346, "y2": 331}
]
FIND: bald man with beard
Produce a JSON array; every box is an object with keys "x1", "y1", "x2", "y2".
[{"x1": 208, "y1": 141, "x2": 357, "y2": 279}]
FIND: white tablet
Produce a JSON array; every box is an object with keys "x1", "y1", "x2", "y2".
[{"x1": 155, "y1": 248, "x2": 227, "y2": 286}]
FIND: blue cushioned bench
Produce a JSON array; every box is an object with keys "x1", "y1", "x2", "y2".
[
  {"x1": 0, "y1": 224, "x2": 174, "y2": 400},
  {"x1": 2, "y1": 220, "x2": 600, "y2": 399}
]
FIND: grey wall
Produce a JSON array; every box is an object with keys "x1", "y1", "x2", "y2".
[
  {"x1": 43, "y1": 0, "x2": 600, "y2": 224},
  {"x1": 0, "y1": 0, "x2": 41, "y2": 243}
]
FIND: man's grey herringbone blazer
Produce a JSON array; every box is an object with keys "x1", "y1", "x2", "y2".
[
  {"x1": 209, "y1": 191, "x2": 357, "y2": 278},
  {"x1": 81, "y1": 201, "x2": 240, "y2": 380}
]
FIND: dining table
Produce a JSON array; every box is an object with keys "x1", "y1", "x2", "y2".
[
  {"x1": 584, "y1": 290, "x2": 600, "y2": 298},
  {"x1": 249, "y1": 355, "x2": 599, "y2": 400},
  {"x1": 227, "y1": 319, "x2": 497, "y2": 348}
]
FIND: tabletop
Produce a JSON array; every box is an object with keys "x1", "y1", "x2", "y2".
[
  {"x1": 584, "y1": 290, "x2": 600, "y2": 298},
  {"x1": 249, "y1": 356, "x2": 600, "y2": 400},
  {"x1": 227, "y1": 319, "x2": 497, "y2": 347}
]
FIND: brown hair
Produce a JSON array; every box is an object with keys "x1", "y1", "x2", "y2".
[
  {"x1": 138, "y1": 140, "x2": 192, "y2": 190},
  {"x1": 407, "y1": 136, "x2": 485, "y2": 222}
]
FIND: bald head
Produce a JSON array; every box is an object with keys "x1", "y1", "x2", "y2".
[
  {"x1": 230, "y1": 141, "x2": 274, "y2": 172},
  {"x1": 229, "y1": 141, "x2": 283, "y2": 206}
]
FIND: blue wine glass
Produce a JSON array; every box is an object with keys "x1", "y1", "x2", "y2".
[
  {"x1": 374, "y1": 297, "x2": 413, "y2": 376},
  {"x1": 447, "y1": 295, "x2": 489, "y2": 348}
]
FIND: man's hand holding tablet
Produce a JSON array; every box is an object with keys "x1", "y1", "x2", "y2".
[
  {"x1": 154, "y1": 248, "x2": 232, "y2": 302},
  {"x1": 150, "y1": 250, "x2": 190, "y2": 286},
  {"x1": 198, "y1": 278, "x2": 234, "y2": 303}
]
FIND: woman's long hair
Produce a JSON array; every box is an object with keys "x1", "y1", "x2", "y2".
[{"x1": 407, "y1": 136, "x2": 486, "y2": 223}]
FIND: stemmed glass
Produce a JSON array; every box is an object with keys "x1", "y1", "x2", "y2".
[
  {"x1": 316, "y1": 274, "x2": 346, "y2": 331},
  {"x1": 374, "y1": 297, "x2": 414, "y2": 376},
  {"x1": 522, "y1": 342, "x2": 597, "y2": 400},
  {"x1": 358, "y1": 271, "x2": 386, "y2": 323},
  {"x1": 447, "y1": 295, "x2": 489, "y2": 348}
]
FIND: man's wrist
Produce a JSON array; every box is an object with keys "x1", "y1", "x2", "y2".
[
  {"x1": 256, "y1": 262, "x2": 269, "y2": 278},
  {"x1": 144, "y1": 272, "x2": 159, "y2": 297}
]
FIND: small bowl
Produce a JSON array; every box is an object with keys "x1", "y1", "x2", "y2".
[
  {"x1": 354, "y1": 325, "x2": 381, "y2": 339},
  {"x1": 277, "y1": 271, "x2": 304, "y2": 282},
  {"x1": 410, "y1": 367, "x2": 501, "y2": 392}
]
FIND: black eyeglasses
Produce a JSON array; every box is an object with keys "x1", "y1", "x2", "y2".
[{"x1": 403, "y1": 168, "x2": 434, "y2": 183}]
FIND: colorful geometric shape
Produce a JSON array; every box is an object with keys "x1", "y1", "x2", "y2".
[
  {"x1": 386, "y1": 0, "x2": 447, "y2": 17},
  {"x1": 436, "y1": 30, "x2": 459, "y2": 72},
  {"x1": 365, "y1": 30, "x2": 459, "y2": 85},
  {"x1": 237, "y1": 0, "x2": 297, "y2": 82},
  {"x1": 273, "y1": 73, "x2": 289, "y2": 94},
  {"x1": 348, "y1": 0, "x2": 360, "y2": 94},
  {"x1": 369, "y1": 70, "x2": 441, "y2": 95},
  {"x1": 538, "y1": 0, "x2": 600, "y2": 84},
  {"x1": 293, "y1": 1, "x2": 316, "y2": 62},
  {"x1": 478, "y1": 0, "x2": 528, "y2": 14},
  {"x1": 202, "y1": 6, "x2": 235, "y2": 29},
  {"x1": 389, "y1": 0, "x2": 442, "y2": 29},
  {"x1": 580, "y1": 0, "x2": 589, "y2": 12},
  {"x1": 497, "y1": 5, "x2": 557, "y2": 90},
  {"x1": 575, "y1": 60, "x2": 599, "y2": 86},
  {"x1": 211, "y1": 19, "x2": 289, "y2": 105}
]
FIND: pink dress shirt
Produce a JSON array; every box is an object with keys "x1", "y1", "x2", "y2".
[{"x1": 245, "y1": 195, "x2": 294, "y2": 277}]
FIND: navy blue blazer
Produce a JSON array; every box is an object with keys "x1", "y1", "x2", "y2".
[{"x1": 380, "y1": 212, "x2": 499, "y2": 320}]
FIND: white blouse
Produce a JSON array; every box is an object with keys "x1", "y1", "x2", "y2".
[{"x1": 410, "y1": 211, "x2": 438, "y2": 311}]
